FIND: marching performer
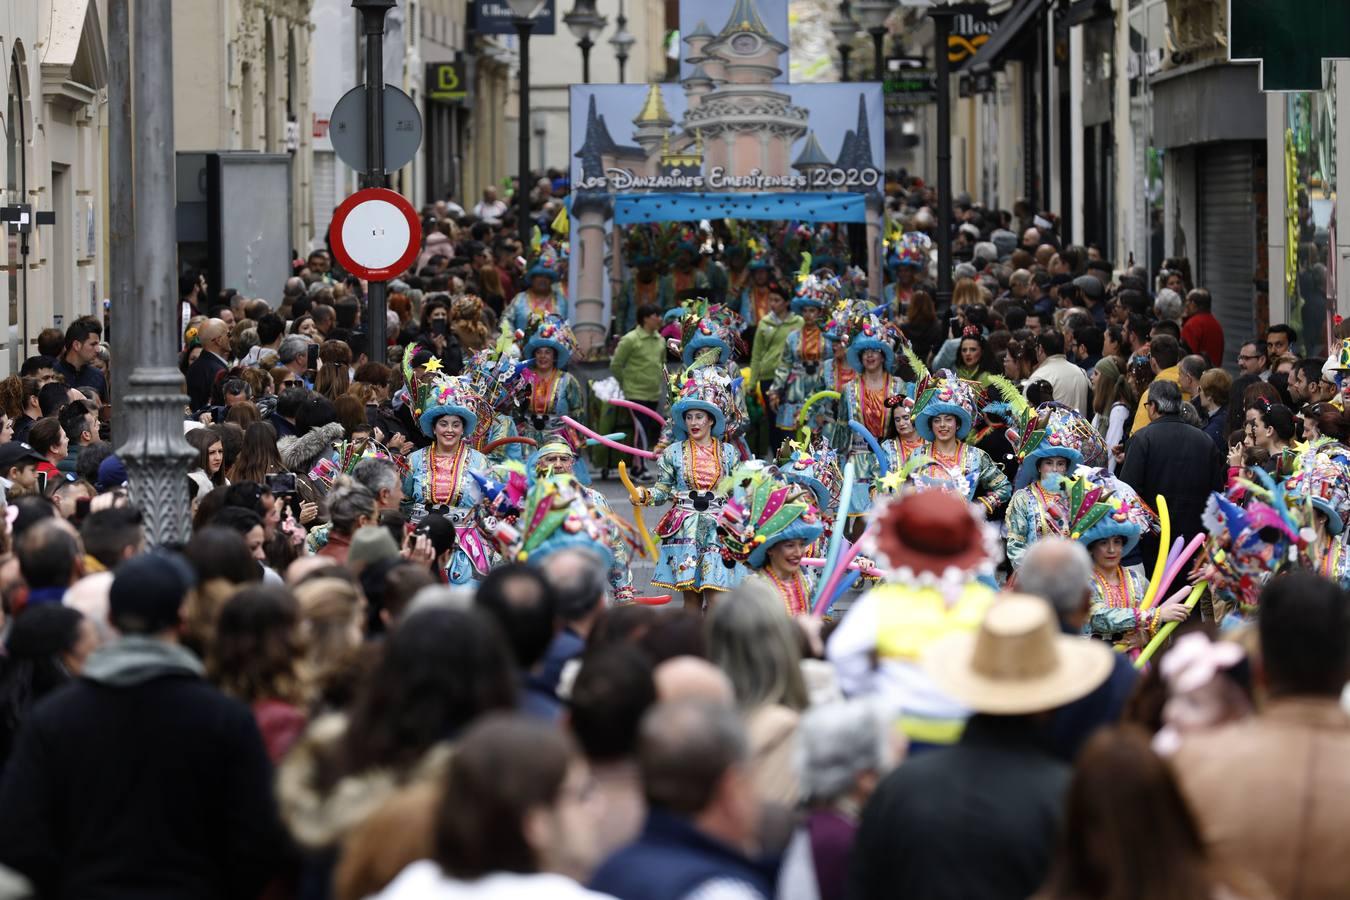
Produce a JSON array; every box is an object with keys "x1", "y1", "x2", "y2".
[
  {"x1": 400, "y1": 367, "x2": 493, "y2": 586},
  {"x1": 505, "y1": 242, "x2": 568, "y2": 331},
  {"x1": 841, "y1": 310, "x2": 906, "y2": 520},
  {"x1": 527, "y1": 438, "x2": 636, "y2": 603},
  {"x1": 1003, "y1": 404, "x2": 1097, "y2": 569},
  {"x1": 769, "y1": 275, "x2": 835, "y2": 449},
  {"x1": 1064, "y1": 474, "x2": 1188, "y2": 649},
  {"x1": 908, "y1": 366, "x2": 1011, "y2": 518},
  {"x1": 512, "y1": 315, "x2": 588, "y2": 480},
  {"x1": 636, "y1": 368, "x2": 744, "y2": 612},
  {"x1": 718, "y1": 461, "x2": 824, "y2": 617}
]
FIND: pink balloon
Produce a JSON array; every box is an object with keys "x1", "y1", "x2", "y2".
[
  {"x1": 609, "y1": 397, "x2": 667, "y2": 428},
  {"x1": 561, "y1": 416, "x2": 658, "y2": 459}
]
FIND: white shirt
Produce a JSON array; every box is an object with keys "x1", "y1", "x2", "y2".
[
  {"x1": 473, "y1": 200, "x2": 508, "y2": 221},
  {"x1": 375, "y1": 862, "x2": 616, "y2": 900},
  {"x1": 1030, "y1": 354, "x2": 1090, "y2": 414}
]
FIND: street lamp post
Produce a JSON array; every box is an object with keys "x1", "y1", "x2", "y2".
[
  {"x1": 564, "y1": 0, "x2": 608, "y2": 84},
  {"x1": 852, "y1": 0, "x2": 894, "y2": 79},
  {"x1": 928, "y1": 3, "x2": 986, "y2": 311},
  {"x1": 829, "y1": 4, "x2": 859, "y2": 82},
  {"x1": 116, "y1": 0, "x2": 196, "y2": 545},
  {"x1": 609, "y1": 0, "x2": 636, "y2": 84},
  {"x1": 508, "y1": 0, "x2": 545, "y2": 248},
  {"x1": 353, "y1": 0, "x2": 396, "y2": 361}
]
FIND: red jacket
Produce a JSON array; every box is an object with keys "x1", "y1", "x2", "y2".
[{"x1": 1181, "y1": 311, "x2": 1225, "y2": 366}]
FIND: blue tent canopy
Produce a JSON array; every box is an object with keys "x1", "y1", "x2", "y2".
[{"x1": 611, "y1": 191, "x2": 868, "y2": 225}]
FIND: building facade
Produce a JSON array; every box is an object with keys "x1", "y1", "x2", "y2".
[
  {"x1": 1, "y1": 0, "x2": 107, "y2": 376},
  {"x1": 173, "y1": 0, "x2": 314, "y2": 264}
]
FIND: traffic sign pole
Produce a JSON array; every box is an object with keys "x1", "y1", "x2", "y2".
[{"x1": 354, "y1": 0, "x2": 396, "y2": 361}]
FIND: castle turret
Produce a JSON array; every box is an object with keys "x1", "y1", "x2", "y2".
[
  {"x1": 792, "y1": 131, "x2": 832, "y2": 182},
  {"x1": 632, "y1": 83, "x2": 674, "y2": 166}
]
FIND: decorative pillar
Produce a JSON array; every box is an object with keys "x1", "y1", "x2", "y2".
[{"x1": 119, "y1": 0, "x2": 196, "y2": 545}]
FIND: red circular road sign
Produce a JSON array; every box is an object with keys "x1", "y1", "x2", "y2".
[{"x1": 329, "y1": 187, "x2": 422, "y2": 282}]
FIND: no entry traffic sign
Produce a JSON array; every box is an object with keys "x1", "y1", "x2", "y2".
[{"x1": 329, "y1": 188, "x2": 422, "y2": 282}]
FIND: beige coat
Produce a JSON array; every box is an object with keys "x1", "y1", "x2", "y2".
[{"x1": 1173, "y1": 697, "x2": 1350, "y2": 900}]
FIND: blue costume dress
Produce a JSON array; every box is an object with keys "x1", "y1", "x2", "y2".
[
  {"x1": 648, "y1": 439, "x2": 744, "y2": 593},
  {"x1": 401, "y1": 443, "x2": 493, "y2": 585},
  {"x1": 1004, "y1": 481, "x2": 1070, "y2": 569},
  {"x1": 1085, "y1": 566, "x2": 1155, "y2": 649},
  {"x1": 843, "y1": 374, "x2": 907, "y2": 516},
  {"x1": 514, "y1": 369, "x2": 589, "y2": 482},
  {"x1": 589, "y1": 488, "x2": 635, "y2": 603},
  {"x1": 817, "y1": 358, "x2": 856, "y2": 456},
  {"x1": 770, "y1": 326, "x2": 829, "y2": 431},
  {"x1": 481, "y1": 414, "x2": 527, "y2": 465},
  {"x1": 919, "y1": 441, "x2": 1012, "y2": 517},
  {"x1": 506, "y1": 287, "x2": 569, "y2": 332}
]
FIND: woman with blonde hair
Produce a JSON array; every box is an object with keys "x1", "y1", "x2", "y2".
[
  {"x1": 292, "y1": 575, "x2": 366, "y2": 703},
  {"x1": 951, "y1": 277, "x2": 984, "y2": 309},
  {"x1": 707, "y1": 579, "x2": 809, "y2": 807},
  {"x1": 449, "y1": 295, "x2": 490, "y2": 353}
]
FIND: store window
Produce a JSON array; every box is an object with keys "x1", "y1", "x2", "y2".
[{"x1": 1285, "y1": 72, "x2": 1336, "y2": 358}]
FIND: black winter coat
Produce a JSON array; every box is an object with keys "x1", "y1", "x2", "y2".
[{"x1": 0, "y1": 670, "x2": 291, "y2": 899}]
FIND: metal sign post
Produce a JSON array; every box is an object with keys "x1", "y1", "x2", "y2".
[{"x1": 353, "y1": 0, "x2": 397, "y2": 361}]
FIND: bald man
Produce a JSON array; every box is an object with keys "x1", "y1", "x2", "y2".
[
  {"x1": 653, "y1": 656, "x2": 735, "y2": 706},
  {"x1": 186, "y1": 317, "x2": 231, "y2": 411}
]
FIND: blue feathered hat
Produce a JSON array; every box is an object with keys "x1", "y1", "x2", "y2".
[
  {"x1": 416, "y1": 373, "x2": 481, "y2": 438},
  {"x1": 777, "y1": 441, "x2": 843, "y2": 513},
  {"x1": 1059, "y1": 474, "x2": 1145, "y2": 556},
  {"x1": 525, "y1": 241, "x2": 565, "y2": 281},
  {"x1": 911, "y1": 370, "x2": 979, "y2": 441},
  {"x1": 677, "y1": 300, "x2": 742, "y2": 367},
  {"x1": 669, "y1": 367, "x2": 731, "y2": 440},
  {"x1": 717, "y1": 460, "x2": 824, "y2": 570},
  {"x1": 1012, "y1": 403, "x2": 1096, "y2": 491},
  {"x1": 512, "y1": 474, "x2": 617, "y2": 569},
  {"x1": 791, "y1": 274, "x2": 842, "y2": 314},
  {"x1": 521, "y1": 314, "x2": 575, "y2": 369},
  {"x1": 844, "y1": 310, "x2": 896, "y2": 372}
]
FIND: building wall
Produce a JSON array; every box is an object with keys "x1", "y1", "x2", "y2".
[
  {"x1": 521, "y1": 0, "x2": 669, "y2": 175},
  {"x1": 173, "y1": 0, "x2": 314, "y2": 254},
  {"x1": 1, "y1": 0, "x2": 107, "y2": 376}
]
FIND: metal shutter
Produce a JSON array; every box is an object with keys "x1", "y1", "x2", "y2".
[
  {"x1": 1198, "y1": 142, "x2": 1255, "y2": 369},
  {"x1": 312, "y1": 150, "x2": 336, "y2": 250}
]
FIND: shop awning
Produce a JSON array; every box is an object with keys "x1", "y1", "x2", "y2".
[{"x1": 967, "y1": 0, "x2": 1049, "y2": 74}]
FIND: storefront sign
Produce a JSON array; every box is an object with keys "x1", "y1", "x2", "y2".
[
  {"x1": 949, "y1": 9, "x2": 1001, "y2": 70},
  {"x1": 473, "y1": 0, "x2": 557, "y2": 36},
  {"x1": 884, "y1": 71, "x2": 938, "y2": 106},
  {"x1": 427, "y1": 61, "x2": 469, "y2": 104}
]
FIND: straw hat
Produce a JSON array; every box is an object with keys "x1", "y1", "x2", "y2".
[{"x1": 924, "y1": 594, "x2": 1113, "y2": 715}]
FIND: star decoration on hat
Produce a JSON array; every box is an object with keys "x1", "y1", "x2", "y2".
[{"x1": 423, "y1": 357, "x2": 444, "y2": 373}]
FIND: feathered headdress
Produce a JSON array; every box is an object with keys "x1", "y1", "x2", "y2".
[
  {"x1": 507, "y1": 473, "x2": 622, "y2": 568},
  {"x1": 1202, "y1": 469, "x2": 1306, "y2": 613},
  {"x1": 675, "y1": 298, "x2": 745, "y2": 366},
  {"x1": 1059, "y1": 473, "x2": 1145, "y2": 554},
  {"x1": 717, "y1": 460, "x2": 823, "y2": 569},
  {"x1": 519, "y1": 313, "x2": 577, "y2": 369},
  {"x1": 1007, "y1": 401, "x2": 1107, "y2": 490},
  {"x1": 911, "y1": 369, "x2": 981, "y2": 442}
]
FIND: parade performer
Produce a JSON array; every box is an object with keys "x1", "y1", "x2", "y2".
[
  {"x1": 504, "y1": 473, "x2": 626, "y2": 577},
  {"x1": 511, "y1": 314, "x2": 588, "y2": 479},
  {"x1": 908, "y1": 359, "x2": 1011, "y2": 518},
  {"x1": 1280, "y1": 442, "x2": 1350, "y2": 587},
  {"x1": 526, "y1": 437, "x2": 636, "y2": 603},
  {"x1": 777, "y1": 439, "x2": 844, "y2": 558},
  {"x1": 659, "y1": 300, "x2": 750, "y2": 456},
  {"x1": 615, "y1": 250, "x2": 671, "y2": 333},
  {"x1": 1065, "y1": 474, "x2": 1188, "y2": 648},
  {"x1": 1002, "y1": 402, "x2": 1099, "y2": 569},
  {"x1": 505, "y1": 242, "x2": 568, "y2": 331},
  {"x1": 841, "y1": 310, "x2": 906, "y2": 519},
  {"x1": 1199, "y1": 474, "x2": 1305, "y2": 623},
  {"x1": 883, "y1": 232, "x2": 929, "y2": 314},
  {"x1": 460, "y1": 347, "x2": 529, "y2": 466},
  {"x1": 817, "y1": 300, "x2": 859, "y2": 456},
  {"x1": 739, "y1": 250, "x2": 779, "y2": 328},
  {"x1": 879, "y1": 398, "x2": 925, "y2": 473},
  {"x1": 769, "y1": 275, "x2": 835, "y2": 447},
  {"x1": 717, "y1": 460, "x2": 825, "y2": 617},
  {"x1": 400, "y1": 364, "x2": 493, "y2": 585},
  {"x1": 663, "y1": 237, "x2": 709, "y2": 303},
  {"x1": 636, "y1": 367, "x2": 744, "y2": 612},
  {"x1": 828, "y1": 489, "x2": 1001, "y2": 748}
]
